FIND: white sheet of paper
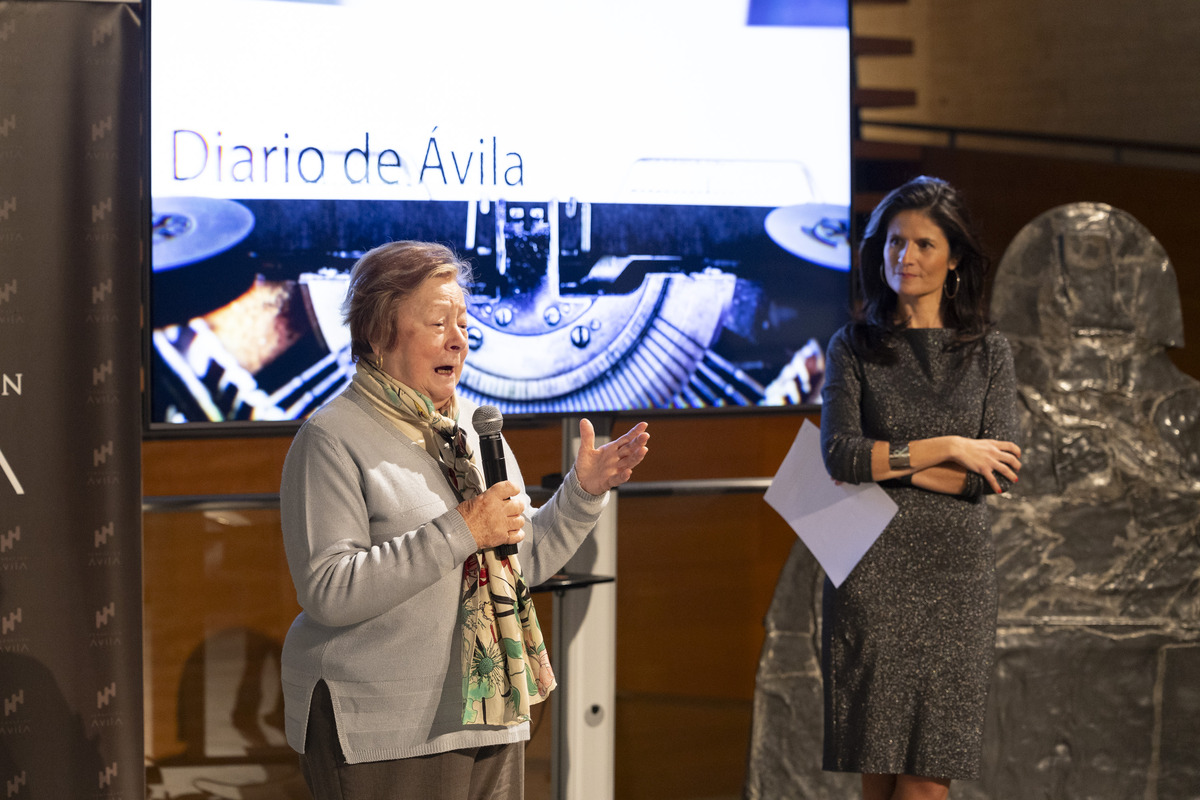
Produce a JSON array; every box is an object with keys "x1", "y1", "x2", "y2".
[{"x1": 764, "y1": 419, "x2": 898, "y2": 587}]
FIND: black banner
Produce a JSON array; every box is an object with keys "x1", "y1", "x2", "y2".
[{"x1": 0, "y1": 3, "x2": 144, "y2": 798}]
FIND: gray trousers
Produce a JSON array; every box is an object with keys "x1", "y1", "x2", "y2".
[{"x1": 300, "y1": 681, "x2": 525, "y2": 800}]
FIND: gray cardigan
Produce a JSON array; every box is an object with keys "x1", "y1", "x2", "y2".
[{"x1": 279, "y1": 385, "x2": 609, "y2": 763}]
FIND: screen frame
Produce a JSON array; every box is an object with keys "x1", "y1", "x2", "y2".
[{"x1": 140, "y1": 0, "x2": 856, "y2": 439}]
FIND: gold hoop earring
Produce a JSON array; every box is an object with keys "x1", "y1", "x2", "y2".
[{"x1": 944, "y1": 270, "x2": 961, "y2": 300}]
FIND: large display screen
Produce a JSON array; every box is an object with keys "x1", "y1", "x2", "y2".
[{"x1": 147, "y1": 0, "x2": 852, "y2": 432}]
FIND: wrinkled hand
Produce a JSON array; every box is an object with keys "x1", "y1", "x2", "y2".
[
  {"x1": 575, "y1": 419, "x2": 650, "y2": 496},
  {"x1": 458, "y1": 480, "x2": 526, "y2": 551},
  {"x1": 952, "y1": 436, "x2": 1022, "y2": 494}
]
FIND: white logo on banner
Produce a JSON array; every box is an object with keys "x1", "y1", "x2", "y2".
[
  {"x1": 0, "y1": 527, "x2": 18, "y2": 552},
  {"x1": 2, "y1": 609, "x2": 22, "y2": 635},
  {"x1": 95, "y1": 602, "x2": 115, "y2": 628},
  {"x1": 92, "y1": 19, "x2": 116, "y2": 47},
  {"x1": 0, "y1": 197, "x2": 14, "y2": 221},
  {"x1": 92, "y1": 361, "x2": 112, "y2": 386},
  {"x1": 0, "y1": 280, "x2": 14, "y2": 303},
  {"x1": 99, "y1": 762, "x2": 118, "y2": 790},
  {"x1": 91, "y1": 279, "x2": 112, "y2": 304},
  {"x1": 6, "y1": 771, "x2": 26, "y2": 797},
  {"x1": 97, "y1": 682, "x2": 117, "y2": 709},
  {"x1": 91, "y1": 198, "x2": 112, "y2": 224},
  {"x1": 0, "y1": 447, "x2": 23, "y2": 495},
  {"x1": 94, "y1": 522, "x2": 115, "y2": 548},
  {"x1": 2, "y1": 691, "x2": 22, "y2": 716},
  {"x1": 90, "y1": 522, "x2": 120, "y2": 568},
  {"x1": 1, "y1": 373, "x2": 20, "y2": 395},
  {"x1": 91, "y1": 115, "x2": 113, "y2": 142},
  {"x1": 93, "y1": 441, "x2": 114, "y2": 467},
  {"x1": 0, "y1": 114, "x2": 14, "y2": 137}
]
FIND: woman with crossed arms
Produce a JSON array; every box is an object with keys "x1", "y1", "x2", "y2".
[{"x1": 820, "y1": 177, "x2": 1022, "y2": 800}]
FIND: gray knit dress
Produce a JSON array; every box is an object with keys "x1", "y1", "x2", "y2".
[{"x1": 819, "y1": 325, "x2": 1020, "y2": 780}]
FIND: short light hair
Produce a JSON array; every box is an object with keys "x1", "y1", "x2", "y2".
[{"x1": 341, "y1": 240, "x2": 473, "y2": 361}]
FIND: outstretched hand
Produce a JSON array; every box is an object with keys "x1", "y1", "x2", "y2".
[{"x1": 574, "y1": 419, "x2": 650, "y2": 496}]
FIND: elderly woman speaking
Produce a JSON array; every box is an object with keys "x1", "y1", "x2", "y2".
[{"x1": 279, "y1": 240, "x2": 650, "y2": 800}]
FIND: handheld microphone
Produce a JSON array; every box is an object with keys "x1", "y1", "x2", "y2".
[{"x1": 472, "y1": 405, "x2": 517, "y2": 557}]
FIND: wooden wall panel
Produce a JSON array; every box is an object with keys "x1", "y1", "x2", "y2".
[{"x1": 854, "y1": 0, "x2": 1200, "y2": 148}]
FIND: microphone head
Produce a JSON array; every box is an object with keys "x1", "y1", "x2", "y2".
[{"x1": 472, "y1": 404, "x2": 504, "y2": 437}]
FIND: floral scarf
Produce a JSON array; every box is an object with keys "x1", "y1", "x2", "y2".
[{"x1": 352, "y1": 360, "x2": 555, "y2": 727}]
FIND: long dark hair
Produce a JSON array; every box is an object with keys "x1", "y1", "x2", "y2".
[{"x1": 850, "y1": 176, "x2": 991, "y2": 362}]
